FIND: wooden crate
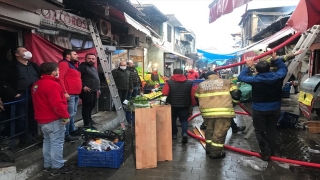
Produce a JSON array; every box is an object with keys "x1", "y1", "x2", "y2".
[
  {"x1": 308, "y1": 127, "x2": 320, "y2": 134},
  {"x1": 307, "y1": 121, "x2": 320, "y2": 127},
  {"x1": 155, "y1": 105, "x2": 172, "y2": 161},
  {"x1": 135, "y1": 108, "x2": 157, "y2": 169}
]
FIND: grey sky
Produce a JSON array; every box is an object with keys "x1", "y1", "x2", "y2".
[{"x1": 132, "y1": 0, "x2": 299, "y2": 52}]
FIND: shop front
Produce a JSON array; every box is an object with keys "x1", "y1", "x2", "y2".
[
  {"x1": 0, "y1": 1, "x2": 43, "y2": 64},
  {"x1": 29, "y1": 9, "x2": 97, "y2": 119},
  {"x1": 148, "y1": 42, "x2": 190, "y2": 78}
]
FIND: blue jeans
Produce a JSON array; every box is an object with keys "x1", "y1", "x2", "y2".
[
  {"x1": 172, "y1": 107, "x2": 189, "y2": 136},
  {"x1": 39, "y1": 120, "x2": 66, "y2": 169},
  {"x1": 65, "y1": 95, "x2": 79, "y2": 136},
  {"x1": 127, "y1": 87, "x2": 139, "y2": 100}
]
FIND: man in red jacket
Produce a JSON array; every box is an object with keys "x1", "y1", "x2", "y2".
[
  {"x1": 32, "y1": 62, "x2": 74, "y2": 176},
  {"x1": 59, "y1": 50, "x2": 82, "y2": 142},
  {"x1": 187, "y1": 69, "x2": 199, "y2": 80}
]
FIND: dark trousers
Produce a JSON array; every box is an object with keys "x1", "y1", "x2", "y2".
[
  {"x1": 172, "y1": 107, "x2": 189, "y2": 136},
  {"x1": 252, "y1": 108, "x2": 280, "y2": 156},
  {"x1": 127, "y1": 87, "x2": 139, "y2": 100},
  {"x1": 81, "y1": 91, "x2": 97, "y2": 126},
  {"x1": 118, "y1": 90, "x2": 128, "y2": 104},
  {"x1": 231, "y1": 119, "x2": 238, "y2": 129}
]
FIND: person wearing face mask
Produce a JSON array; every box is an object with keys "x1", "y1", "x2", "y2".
[
  {"x1": 58, "y1": 50, "x2": 82, "y2": 142},
  {"x1": 0, "y1": 46, "x2": 40, "y2": 145},
  {"x1": 111, "y1": 61, "x2": 133, "y2": 105},
  {"x1": 79, "y1": 53, "x2": 100, "y2": 127},
  {"x1": 31, "y1": 62, "x2": 75, "y2": 176}
]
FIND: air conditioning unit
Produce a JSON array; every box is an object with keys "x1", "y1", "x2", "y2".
[
  {"x1": 119, "y1": 34, "x2": 138, "y2": 48},
  {"x1": 98, "y1": 19, "x2": 112, "y2": 38}
]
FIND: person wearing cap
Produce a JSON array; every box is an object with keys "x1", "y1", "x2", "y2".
[
  {"x1": 195, "y1": 71, "x2": 241, "y2": 159},
  {"x1": 127, "y1": 60, "x2": 142, "y2": 100},
  {"x1": 162, "y1": 68, "x2": 196, "y2": 144}
]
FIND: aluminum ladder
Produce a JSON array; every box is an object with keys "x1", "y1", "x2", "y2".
[
  {"x1": 244, "y1": 25, "x2": 320, "y2": 139},
  {"x1": 87, "y1": 19, "x2": 126, "y2": 130}
]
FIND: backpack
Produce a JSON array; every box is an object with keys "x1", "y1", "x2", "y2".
[{"x1": 239, "y1": 83, "x2": 252, "y2": 102}]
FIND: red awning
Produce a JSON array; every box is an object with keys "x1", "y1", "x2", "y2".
[
  {"x1": 24, "y1": 33, "x2": 96, "y2": 66},
  {"x1": 287, "y1": 0, "x2": 320, "y2": 32},
  {"x1": 241, "y1": 26, "x2": 295, "y2": 60},
  {"x1": 154, "y1": 44, "x2": 190, "y2": 60},
  {"x1": 209, "y1": 0, "x2": 251, "y2": 24}
]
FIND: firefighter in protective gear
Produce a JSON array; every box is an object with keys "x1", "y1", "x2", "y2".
[
  {"x1": 253, "y1": 47, "x2": 303, "y2": 72},
  {"x1": 195, "y1": 72, "x2": 241, "y2": 159}
]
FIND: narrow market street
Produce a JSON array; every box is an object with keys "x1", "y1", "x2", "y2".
[{"x1": 30, "y1": 97, "x2": 320, "y2": 180}]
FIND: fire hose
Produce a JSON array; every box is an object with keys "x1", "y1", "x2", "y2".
[
  {"x1": 187, "y1": 111, "x2": 320, "y2": 168},
  {"x1": 214, "y1": 32, "x2": 302, "y2": 71}
]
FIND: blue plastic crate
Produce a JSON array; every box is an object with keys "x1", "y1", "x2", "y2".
[
  {"x1": 78, "y1": 141, "x2": 124, "y2": 168},
  {"x1": 193, "y1": 79, "x2": 204, "y2": 87},
  {"x1": 278, "y1": 112, "x2": 299, "y2": 128},
  {"x1": 126, "y1": 111, "x2": 135, "y2": 125},
  {"x1": 281, "y1": 82, "x2": 291, "y2": 98}
]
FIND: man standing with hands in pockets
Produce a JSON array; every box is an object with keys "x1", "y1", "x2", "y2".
[
  {"x1": 58, "y1": 50, "x2": 82, "y2": 142},
  {"x1": 79, "y1": 53, "x2": 100, "y2": 127},
  {"x1": 32, "y1": 62, "x2": 74, "y2": 176}
]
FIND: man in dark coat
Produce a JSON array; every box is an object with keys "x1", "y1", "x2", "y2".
[
  {"x1": 111, "y1": 61, "x2": 133, "y2": 104},
  {"x1": 0, "y1": 46, "x2": 40, "y2": 144},
  {"x1": 127, "y1": 60, "x2": 141, "y2": 100},
  {"x1": 79, "y1": 53, "x2": 100, "y2": 127}
]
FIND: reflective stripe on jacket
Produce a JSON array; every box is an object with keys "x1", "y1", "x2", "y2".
[{"x1": 195, "y1": 74, "x2": 236, "y2": 118}]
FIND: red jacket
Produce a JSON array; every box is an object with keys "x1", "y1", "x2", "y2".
[
  {"x1": 58, "y1": 59, "x2": 82, "y2": 95},
  {"x1": 162, "y1": 74, "x2": 197, "y2": 106},
  {"x1": 187, "y1": 69, "x2": 199, "y2": 80},
  {"x1": 32, "y1": 75, "x2": 70, "y2": 124}
]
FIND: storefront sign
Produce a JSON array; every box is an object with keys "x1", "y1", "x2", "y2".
[{"x1": 40, "y1": 10, "x2": 89, "y2": 33}]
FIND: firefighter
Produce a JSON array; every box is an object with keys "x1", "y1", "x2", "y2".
[
  {"x1": 195, "y1": 71, "x2": 241, "y2": 159},
  {"x1": 255, "y1": 48, "x2": 303, "y2": 72}
]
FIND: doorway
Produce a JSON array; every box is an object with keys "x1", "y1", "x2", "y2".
[{"x1": 0, "y1": 28, "x2": 19, "y2": 64}]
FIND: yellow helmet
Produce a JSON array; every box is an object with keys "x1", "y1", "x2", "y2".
[{"x1": 251, "y1": 44, "x2": 268, "y2": 56}]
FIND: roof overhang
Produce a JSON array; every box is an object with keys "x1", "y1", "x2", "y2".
[
  {"x1": 166, "y1": 14, "x2": 182, "y2": 27},
  {"x1": 154, "y1": 43, "x2": 190, "y2": 60},
  {"x1": 240, "y1": 26, "x2": 296, "y2": 59},
  {"x1": 124, "y1": 13, "x2": 150, "y2": 36},
  {"x1": 133, "y1": 4, "x2": 168, "y2": 23}
]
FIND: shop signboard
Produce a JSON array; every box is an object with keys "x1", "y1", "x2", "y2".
[{"x1": 40, "y1": 10, "x2": 89, "y2": 33}]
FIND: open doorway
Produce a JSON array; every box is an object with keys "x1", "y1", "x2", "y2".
[{"x1": 0, "y1": 28, "x2": 18, "y2": 64}]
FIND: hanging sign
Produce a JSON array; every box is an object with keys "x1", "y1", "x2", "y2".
[{"x1": 40, "y1": 10, "x2": 89, "y2": 33}]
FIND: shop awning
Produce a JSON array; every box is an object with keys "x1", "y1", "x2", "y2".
[
  {"x1": 287, "y1": 0, "x2": 320, "y2": 32},
  {"x1": 154, "y1": 44, "x2": 190, "y2": 60},
  {"x1": 240, "y1": 26, "x2": 296, "y2": 60},
  {"x1": 124, "y1": 13, "x2": 151, "y2": 36}
]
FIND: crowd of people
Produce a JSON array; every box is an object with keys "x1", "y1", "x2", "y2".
[
  {"x1": 0, "y1": 47, "x2": 103, "y2": 175},
  {"x1": 0, "y1": 45, "x2": 300, "y2": 176},
  {"x1": 162, "y1": 50, "x2": 297, "y2": 160}
]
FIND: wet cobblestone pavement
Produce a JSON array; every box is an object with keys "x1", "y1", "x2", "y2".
[
  {"x1": 108, "y1": 113, "x2": 304, "y2": 180},
  {"x1": 30, "y1": 103, "x2": 320, "y2": 180}
]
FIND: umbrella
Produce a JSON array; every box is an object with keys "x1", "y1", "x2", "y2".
[{"x1": 287, "y1": 0, "x2": 320, "y2": 32}]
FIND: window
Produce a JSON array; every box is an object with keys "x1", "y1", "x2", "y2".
[{"x1": 167, "y1": 25, "x2": 172, "y2": 43}]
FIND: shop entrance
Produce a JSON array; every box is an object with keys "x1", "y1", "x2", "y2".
[{"x1": 0, "y1": 28, "x2": 19, "y2": 64}]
